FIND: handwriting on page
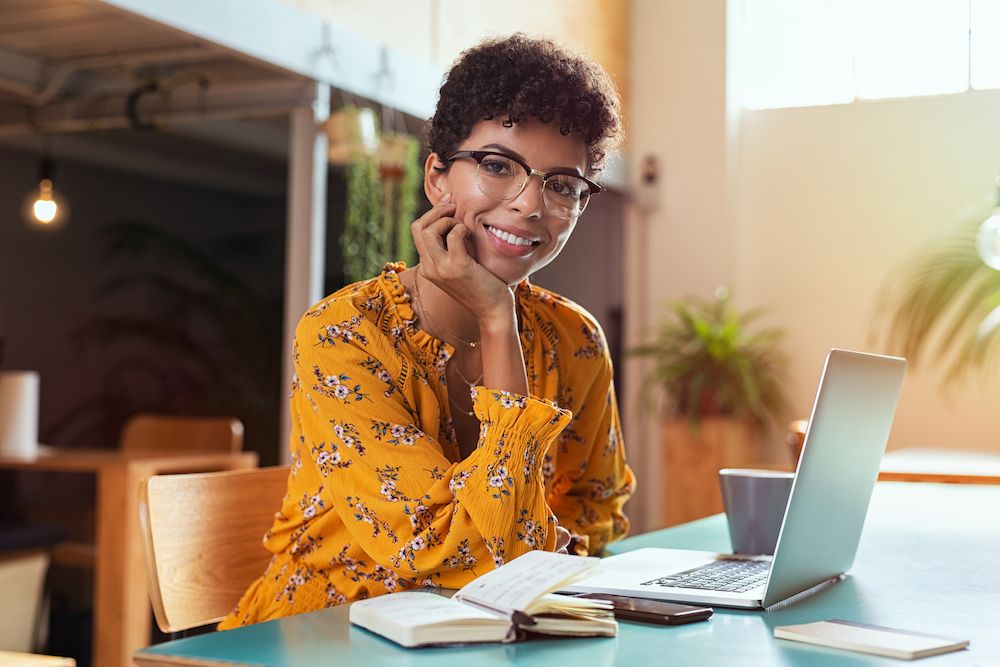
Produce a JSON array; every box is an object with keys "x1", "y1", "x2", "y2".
[{"x1": 455, "y1": 551, "x2": 598, "y2": 613}]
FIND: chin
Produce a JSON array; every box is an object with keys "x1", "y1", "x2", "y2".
[
  {"x1": 477, "y1": 252, "x2": 530, "y2": 286},
  {"x1": 469, "y1": 234, "x2": 537, "y2": 286}
]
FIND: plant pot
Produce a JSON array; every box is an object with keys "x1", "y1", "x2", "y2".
[
  {"x1": 324, "y1": 106, "x2": 378, "y2": 165},
  {"x1": 661, "y1": 417, "x2": 759, "y2": 527}
]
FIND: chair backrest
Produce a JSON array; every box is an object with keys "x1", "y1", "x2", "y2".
[
  {"x1": 786, "y1": 419, "x2": 808, "y2": 465},
  {"x1": 121, "y1": 414, "x2": 244, "y2": 453},
  {"x1": 137, "y1": 466, "x2": 289, "y2": 633}
]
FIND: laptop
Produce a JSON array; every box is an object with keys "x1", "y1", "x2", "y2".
[{"x1": 564, "y1": 348, "x2": 906, "y2": 610}]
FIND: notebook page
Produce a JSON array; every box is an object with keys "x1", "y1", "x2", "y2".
[
  {"x1": 351, "y1": 591, "x2": 499, "y2": 624},
  {"x1": 455, "y1": 551, "x2": 599, "y2": 614}
]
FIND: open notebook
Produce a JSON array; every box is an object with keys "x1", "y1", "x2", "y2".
[{"x1": 349, "y1": 551, "x2": 617, "y2": 647}]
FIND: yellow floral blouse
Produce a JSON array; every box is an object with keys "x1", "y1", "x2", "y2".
[{"x1": 219, "y1": 263, "x2": 635, "y2": 628}]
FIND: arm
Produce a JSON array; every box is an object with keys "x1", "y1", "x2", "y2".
[
  {"x1": 412, "y1": 196, "x2": 529, "y2": 398},
  {"x1": 548, "y1": 346, "x2": 635, "y2": 555},
  {"x1": 291, "y1": 311, "x2": 571, "y2": 589}
]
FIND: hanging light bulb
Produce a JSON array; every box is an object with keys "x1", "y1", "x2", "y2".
[
  {"x1": 977, "y1": 173, "x2": 1000, "y2": 270},
  {"x1": 22, "y1": 158, "x2": 70, "y2": 231},
  {"x1": 978, "y1": 211, "x2": 1000, "y2": 271}
]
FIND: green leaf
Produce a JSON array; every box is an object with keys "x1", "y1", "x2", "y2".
[
  {"x1": 629, "y1": 287, "x2": 788, "y2": 430},
  {"x1": 874, "y1": 211, "x2": 1000, "y2": 385}
]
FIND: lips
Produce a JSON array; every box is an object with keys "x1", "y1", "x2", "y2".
[{"x1": 483, "y1": 223, "x2": 542, "y2": 258}]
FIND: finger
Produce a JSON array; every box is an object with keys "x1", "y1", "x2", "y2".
[
  {"x1": 421, "y1": 217, "x2": 463, "y2": 265},
  {"x1": 413, "y1": 216, "x2": 457, "y2": 273},
  {"x1": 411, "y1": 199, "x2": 456, "y2": 260},
  {"x1": 444, "y1": 223, "x2": 471, "y2": 260},
  {"x1": 434, "y1": 223, "x2": 471, "y2": 274},
  {"x1": 412, "y1": 197, "x2": 455, "y2": 233}
]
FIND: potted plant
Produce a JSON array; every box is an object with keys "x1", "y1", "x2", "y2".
[
  {"x1": 340, "y1": 131, "x2": 421, "y2": 283},
  {"x1": 632, "y1": 287, "x2": 788, "y2": 526}
]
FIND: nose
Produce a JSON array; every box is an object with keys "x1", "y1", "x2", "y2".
[{"x1": 509, "y1": 172, "x2": 544, "y2": 221}]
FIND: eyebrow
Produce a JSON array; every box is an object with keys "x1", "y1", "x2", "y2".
[{"x1": 480, "y1": 143, "x2": 584, "y2": 177}]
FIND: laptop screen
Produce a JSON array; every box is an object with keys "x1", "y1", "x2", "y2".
[{"x1": 762, "y1": 349, "x2": 905, "y2": 608}]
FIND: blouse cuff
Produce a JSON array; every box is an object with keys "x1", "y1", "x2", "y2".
[{"x1": 470, "y1": 386, "x2": 572, "y2": 443}]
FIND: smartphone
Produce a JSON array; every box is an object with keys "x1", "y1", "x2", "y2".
[{"x1": 576, "y1": 593, "x2": 713, "y2": 625}]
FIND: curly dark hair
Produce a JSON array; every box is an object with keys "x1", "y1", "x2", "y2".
[{"x1": 426, "y1": 33, "x2": 623, "y2": 178}]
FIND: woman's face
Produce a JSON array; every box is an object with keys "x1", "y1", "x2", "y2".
[{"x1": 425, "y1": 117, "x2": 590, "y2": 286}]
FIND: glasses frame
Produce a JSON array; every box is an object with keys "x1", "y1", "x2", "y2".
[{"x1": 442, "y1": 150, "x2": 602, "y2": 219}]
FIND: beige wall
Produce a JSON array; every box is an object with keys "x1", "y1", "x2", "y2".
[
  {"x1": 628, "y1": 0, "x2": 1000, "y2": 529},
  {"x1": 736, "y1": 92, "x2": 1000, "y2": 453},
  {"x1": 626, "y1": 0, "x2": 733, "y2": 529},
  {"x1": 283, "y1": 0, "x2": 629, "y2": 113}
]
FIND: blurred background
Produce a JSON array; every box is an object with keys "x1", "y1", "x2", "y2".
[{"x1": 1, "y1": 1, "x2": 999, "y2": 665}]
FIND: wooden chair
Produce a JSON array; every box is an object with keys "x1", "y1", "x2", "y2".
[
  {"x1": 786, "y1": 419, "x2": 808, "y2": 466},
  {"x1": 48, "y1": 414, "x2": 247, "y2": 572},
  {"x1": 137, "y1": 466, "x2": 289, "y2": 633},
  {"x1": 122, "y1": 414, "x2": 245, "y2": 453}
]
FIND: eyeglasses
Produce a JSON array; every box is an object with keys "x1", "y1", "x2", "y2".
[{"x1": 443, "y1": 150, "x2": 601, "y2": 220}]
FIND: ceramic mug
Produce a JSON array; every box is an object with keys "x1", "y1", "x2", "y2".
[{"x1": 718, "y1": 468, "x2": 794, "y2": 555}]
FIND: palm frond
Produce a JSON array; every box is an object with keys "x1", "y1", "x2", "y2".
[{"x1": 875, "y1": 214, "x2": 1000, "y2": 384}]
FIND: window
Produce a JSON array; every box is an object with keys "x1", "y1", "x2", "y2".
[
  {"x1": 741, "y1": 0, "x2": 1000, "y2": 110},
  {"x1": 971, "y1": 0, "x2": 1000, "y2": 89}
]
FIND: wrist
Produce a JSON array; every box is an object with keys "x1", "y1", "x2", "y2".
[{"x1": 475, "y1": 296, "x2": 517, "y2": 336}]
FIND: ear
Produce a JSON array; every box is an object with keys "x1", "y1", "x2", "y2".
[{"x1": 424, "y1": 152, "x2": 450, "y2": 204}]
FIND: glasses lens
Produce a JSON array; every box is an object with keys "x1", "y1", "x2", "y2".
[
  {"x1": 475, "y1": 154, "x2": 525, "y2": 201},
  {"x1": 543, "y1": 175, "x2": 591, "y2": 219}
]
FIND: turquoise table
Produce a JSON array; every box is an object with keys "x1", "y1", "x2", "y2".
[{"x1": 135, "y1": 483, "x2": 1000, "y2": 666}]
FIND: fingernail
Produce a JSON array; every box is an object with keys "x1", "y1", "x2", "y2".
[{"x1": 441, "y1": 192, "x2": 452, "y2": 203}]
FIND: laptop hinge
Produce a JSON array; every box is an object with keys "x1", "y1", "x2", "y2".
[{"x1": 763, "y1": 574, "x2": 845, "y2": 611}]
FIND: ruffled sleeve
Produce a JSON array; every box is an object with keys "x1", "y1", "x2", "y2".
[{"x1": 289, "y1": 304, "x2": 576, "y2": 590}]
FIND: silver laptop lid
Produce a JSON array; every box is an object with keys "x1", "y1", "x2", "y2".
[{"x1": 762, "y1": 349, "x2": 905, "y2": 608}]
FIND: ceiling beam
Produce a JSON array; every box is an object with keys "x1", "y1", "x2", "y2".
[
  {"x1": 0, "y1": 132, "x2": 286, "y2": 198},
  {"x1": 95, "y1": 0, "x2": 442, "y2": 119},
  {"x1": 0, "y1": 42, "x2": 223, "y2": 106},
  {"x1": 0, "y1": 44, "x2": 46, "y2": 98},
  {"x1": 164, "y1": 118, "x2": 289, "y2": 161},
  {"x1": 0, "y1": 78, "x2": 314, "y2": 137}
]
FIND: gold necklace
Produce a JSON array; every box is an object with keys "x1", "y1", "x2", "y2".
[
  {"x1": 448, "y1": 391, "x2": 476, "y2": 418},
  {"x1": 447, "y1": 352, "x2": 483, "y2": 418},
  {"x1": 410, "y1": 269, "x2": 482, "y2": 418},
  {"x1": 412, "y1": 268, "x2": 480, "y2": 350}
]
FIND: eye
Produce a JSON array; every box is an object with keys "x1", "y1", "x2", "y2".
[
  {"x1": 479, "y1": 155, "x2": 516, "y2": 177},
  {"x1": 548, "y1": 176, "x2": 586, "y2": 200}
]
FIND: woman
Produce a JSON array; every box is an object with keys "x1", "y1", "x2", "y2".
[{"x1": 220, "y1": 33, "x2": 634, "y2": 628}]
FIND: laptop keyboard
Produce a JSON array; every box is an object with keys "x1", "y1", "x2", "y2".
[{"x1": 641, "y1": 558, "x2": 770, "y2": 593}]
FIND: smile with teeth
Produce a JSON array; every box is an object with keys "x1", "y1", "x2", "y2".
[{"x1": 485, "y1": 225, "x2": 541, "y2": 247}]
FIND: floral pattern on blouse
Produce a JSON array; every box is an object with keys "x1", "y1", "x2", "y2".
[{"x1": 219, "y1": 263, "x2": 635, "y2": 629}]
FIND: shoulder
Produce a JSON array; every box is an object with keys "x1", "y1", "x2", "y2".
[
  {"x1": 521, "y1": 283, "x2": 611, "y2": 370},
  {"x1": 294, "y1": 268, "x2": 405, "y2": 363},
  {"x1": 297, "y1": 278, "x2": 380, "y2": 336}
]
